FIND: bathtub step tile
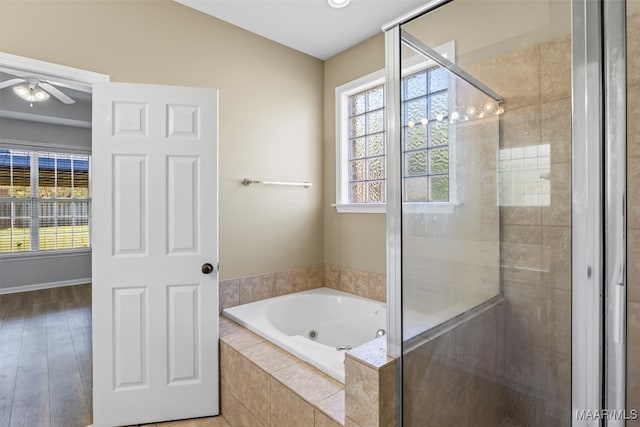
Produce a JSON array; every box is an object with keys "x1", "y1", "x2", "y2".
[
  {"x1": 270, "y1": 378, "x2": 315, "y2": 427},
  {"x1": 154, "y1": 415, "x2": 230, "y2": 426},
  {"x1": 219, "y1": 316, "x2": 244, "y2": 338},
  {"x1": 239, "y1": 341, "x2": 298, "y2": 374},
  {"x1": 221, "y1": 329, "x2": 265, "y2": 352},
  {"x1": 221, "y1": 341, "x2": 240, "y2": 398},
  {"x1": 221, "y1": 389, "x2": 265, "y2": 427},
  {"x1": 238, "y1": 358, "x2": 271, "y2": 426},
  {"x1": 315, "y1": 409, "x2": 342, "y2": 427},
  {"x1": 271, "y1": 362, "x2": 344, "y2": 405},
  {"x1": 315, "y1": 390, "x2": 346, "y2": 426}
]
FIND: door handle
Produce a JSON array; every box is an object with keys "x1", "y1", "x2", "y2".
[{"x1": 201, "y1": 263, "x2": 214, "y2": 275}]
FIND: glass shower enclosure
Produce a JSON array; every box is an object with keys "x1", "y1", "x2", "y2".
[{"x1": 382, "y1": 0, "x2": 631, "y2": 425}]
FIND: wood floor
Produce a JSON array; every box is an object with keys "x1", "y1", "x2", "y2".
[
  {"x1": 0, "y1": 284, "x2": 93, "y2": 427},
  {"x1": 0, "y1": 285, "x2": 230, "y2": 427}
]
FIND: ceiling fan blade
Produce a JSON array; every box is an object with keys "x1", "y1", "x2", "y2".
[
  {"x1": 0, "y1": 78, "x2": 25, "y2": 90},
  {"x1": 40, "y1": 82, "x2": 75, "y2": 104}
]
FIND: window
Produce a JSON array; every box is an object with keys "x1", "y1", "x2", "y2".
[
  {"x1": 402, "y1": 67, "x2": 450, "y2": 202},
  {"x1": 335, "y1": 42, "x2": 455, "y2": 213},
  {"x1": 348, "y1": 84, "x2": 385, "y2": 204},
  {"x1": 0, "y1": 149, "x2": 91, "y2": 254}
]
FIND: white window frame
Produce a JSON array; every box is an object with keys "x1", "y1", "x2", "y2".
[
  {"x1": 0, "y1": 143, "x2": 92, "y2": 259},
  {"x1": 334, "y1": 41, "x2": 456, "y2": 214}
]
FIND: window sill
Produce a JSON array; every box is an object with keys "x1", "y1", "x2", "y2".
[
  {"x1": 0, "y1": 248, "x2": 91, "y2": 261},
  {"x1": 334, "y1": 203, "x2": 386, "y2": 214}
]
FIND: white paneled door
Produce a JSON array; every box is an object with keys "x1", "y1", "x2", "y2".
[{"x1": 91, "y1": 83, "x2": 219, "y2": 427}]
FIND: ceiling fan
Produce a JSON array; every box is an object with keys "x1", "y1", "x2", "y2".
[{"x1": 0, "y1": 76, "x2": 75, "y2": 106}]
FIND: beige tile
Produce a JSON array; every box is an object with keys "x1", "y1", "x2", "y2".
[
  {"x1": 219, "y1": 316, "x2": 243, "y2": 338},
  {"x1": 629, "y1": 229, "x2": 640, "y2": 304},
  {"x1": 368, "y1": 272, "x2": 385, "y2": 302},
  {"x1": 315, "y1": 409, "x2": 341, "y2": 427},
  {"x1": 501, "y1": 241, "x2": 543, "y2": 273},
  {"x1": 402, "y1": 333, "x2": 467, "y2": 427},
  {"x1": 274, "y1": 269, "x2": 304, "y2": 296},
  {"x1": 307, "y1": 265, "x2": 325, "y2": 289},
  {"x1": 353, "y1": 270, "x2": 369, "y2": 298},
  {"x1": 344, "y1": 418, "x2": 361, "y2": 427},
  {"x1": 239, "y1": 341, "x2": 297, "y2": 374},
  {"x1": 238, "y1": 357, "x2": 270, "y2": 426},
  {"x1": 542, "y1": 226, "x2": 571, "y2": 291},
  {"x1": 629, "y1": 156, "x2": 640, "y2": 230},
  {"x1": 324, "y1": 265, "x2": 340, "y2": 290},
  {"x1": 345, "y1": 357, "x2": 379, "y2": 427},
  {"x1": 628, "y1": 84, "x2": 640, "y2": 157},
  {"x1": 502, "y1": 224, "x2": 542, "y2": 245},
  {"x1": 541, "y1": 99, "x2": 571, "y2": 164},
  {"x1": 155, "y1": 416, "x2": 230, "y2": 427},
  {"x1": 289, "y1": 267, "x2": 308, "y2": 293},
  {"x1": 467, "y1": 375, "x2": 508, "y2": 427},
  {"x1": 221, "y1": 340, "x2": 239, "y2": 398},
  {"x1": 239, "y1": 273, "x2": 275, "y2": 305},
  {"x1": 271, "y1": 362, "x2": 343, "y2": 404},
  {"x1": 628, "y1": 302, "x2": 640, "y2": 425},
  {"x1": 540, "y1": 35, "x2": 571, "y2": 103},
  {"x1": 315, "y1": 390, "x2": 345, "y2": 426},
  {"x1": 468, "y1": 44, "x2": 540, "y2": 111},
  {"x1": 454, "y1": 306, "x2": 498, "y2": 377},
  {"x1": 219, "y1": 279, "x2": 239, "y2": 313},
  {"x1": 500, "y1": 105, "x2": 542, "y2": 149},
  {"x1": 379, "y1": 364, "x2": 396, "y2": 427},
  {"x1": 221, "y1": 389, "x2": 264, "y2": 427},
  {"x1": 500, "y1": 206, "x2": 541, "y2": 226},
  {"x1": 503, "y1": 280, "x2": 549, "y2": 393},
  {"x1": 339, "y1": 268, "x2": 357, "y2": 296},
  {"x1": 270, "y1": 379, "x2": 314, "y2": 427},
  {"x1": 541, "y1": 161, "x2": 571, "y2": 227},
  {"x1": 221, "y1": 329, "x2": 264, "y2": 351},
  {"x1": 547, "y1": 349, "x2": 571, "y2": 415},
  {"x1": 629, "y1": 13, "x2": 640, "y2": 87},
  {"x1": 547, "y1": 289, "x2": 570, "y2": 355},
  {"x1": 274, "y1": 270, "x2": 291, "y2": 296}
]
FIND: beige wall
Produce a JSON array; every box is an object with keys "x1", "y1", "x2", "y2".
[
  {"x1": 0, "y1": 0, "x2": 324, "y2": 280},
  {"x1": 323, "y1": 33, "x2": 387, "y2": 274}
]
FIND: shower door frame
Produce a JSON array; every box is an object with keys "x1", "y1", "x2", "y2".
[{"x1": 382, "y1": 0, "x2": 628, "y2": 425}]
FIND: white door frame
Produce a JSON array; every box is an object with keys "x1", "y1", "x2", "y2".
[{"x1": 0, "y1": 52, "x2": 109, "y2": 93}]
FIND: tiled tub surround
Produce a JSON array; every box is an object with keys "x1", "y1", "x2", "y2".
[
  {"x1": 219, "y1": 264, "x2": 385, "y2": 314},
  {"x1": 403, "y1": 302, "x2": 507, "y2": 427},
  {"x1": 223, "y1": 288, "x2": 386, "y2": 382},
  {"x1": 220, "y1": 316, "x2": 395, "y2": 427}
]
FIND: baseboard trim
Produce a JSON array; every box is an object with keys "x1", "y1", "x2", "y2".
[{"x1": 0, "y1": 278, "x2": 91, "y2": 295}]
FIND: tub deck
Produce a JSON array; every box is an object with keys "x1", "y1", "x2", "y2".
[{"x1": 219, "y1": 316, "x2": 346, "y2": 427}]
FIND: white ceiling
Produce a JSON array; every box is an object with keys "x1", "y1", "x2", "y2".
[
  {"x1": 175, "y1": 0, "x2": 428, "y2": 60},
  {"x1": 0, "y1": 71, "x2": 92, "y2": 128}
]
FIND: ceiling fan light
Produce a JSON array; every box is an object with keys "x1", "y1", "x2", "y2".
[
  {"x1": 13, "y1": 84, "x2": 30, "y2": 99},
  {"x1": 13, "y1": 83, "x2": 49, "y2": 103},
  {"x1": 34, "y1": 90, "x2": 49, "y2": 101},
  {"x1": 328, "y1": 0, "x2": 350, "y2": 8}
]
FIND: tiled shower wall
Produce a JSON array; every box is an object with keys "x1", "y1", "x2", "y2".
[
  {"x1": 219, "y1": 264, "x2": 385, "y2": 313},
  {"x1": 627, "y1": 11, "x2": 640, "y2": 427},
  {"x1": 403, "y1": 31, "x2": 573, "y2": 426}
]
